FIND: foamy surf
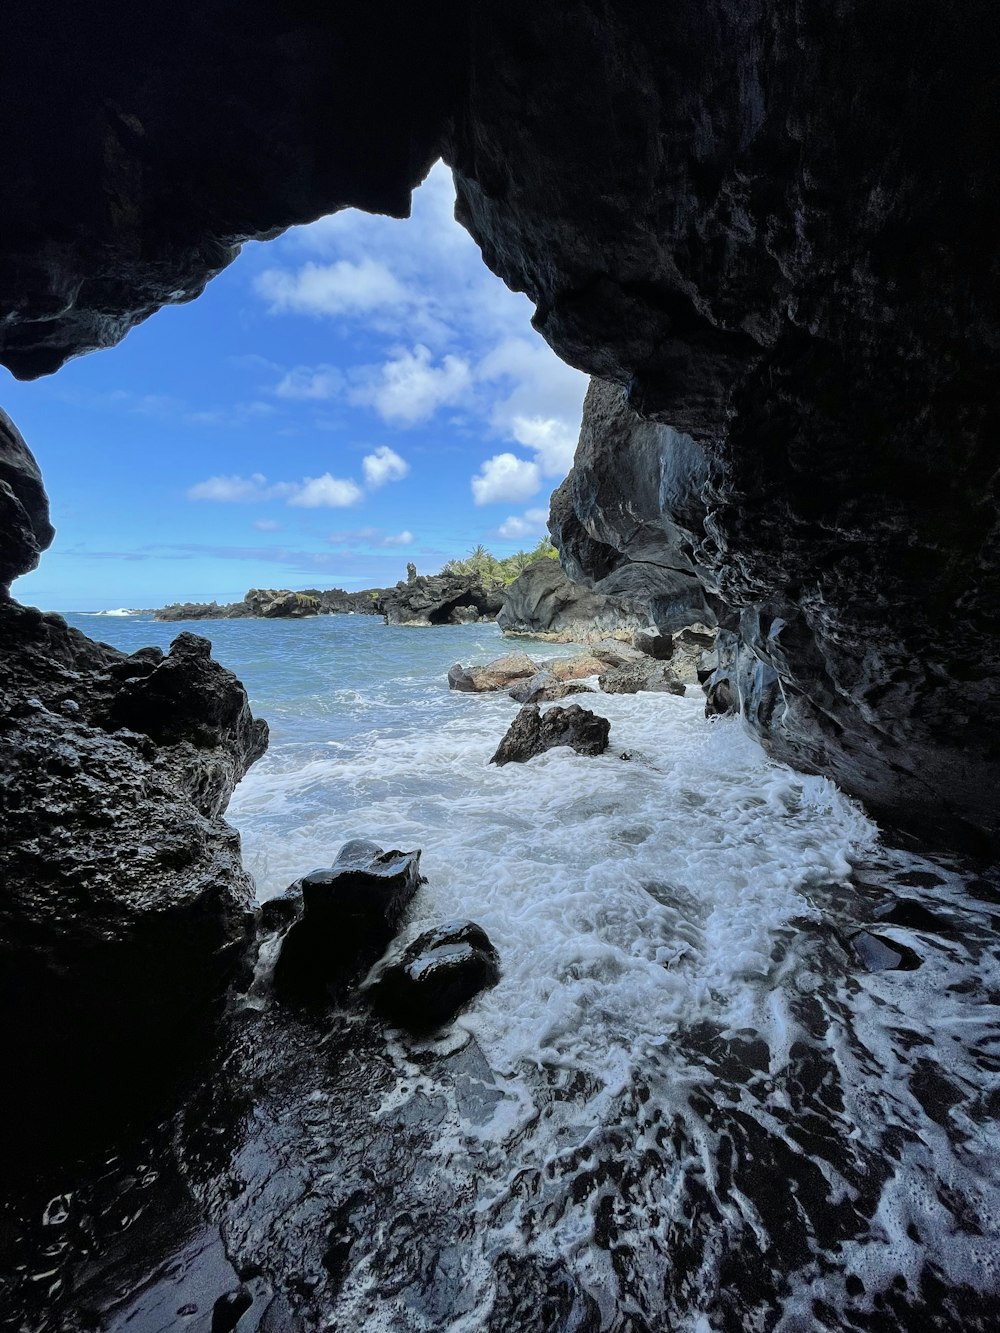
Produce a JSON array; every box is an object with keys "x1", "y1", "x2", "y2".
[{"x1": 52, "y1": 613, "x2": 1000, "y2": 1331}]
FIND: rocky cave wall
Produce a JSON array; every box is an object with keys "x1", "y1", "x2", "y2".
[{"x1": 1, "y1": 0, "x2": 998, "y2": 856}]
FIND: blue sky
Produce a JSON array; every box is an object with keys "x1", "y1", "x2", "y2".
[{"x1": 4, "y1": 163, "x2": 587, "y2": 611}]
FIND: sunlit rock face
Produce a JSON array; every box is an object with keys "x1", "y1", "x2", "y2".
[{"x1": 0, "y1": 0, "x2": 998, "y2": 845}]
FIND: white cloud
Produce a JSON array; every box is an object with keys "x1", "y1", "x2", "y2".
[
  {"x1": 508, "y1": 415, "x2": 577, "y2": 476},
  {"x1": 353, "y1": 345, "x2": 471, "y2": 426},
  {"x1": 288, "y1": 473, "x2": 364, "y2": 508},
  {"x1": 382, "y1": 530, "x2": 414, "y2": 546},
  {"x1": 254, "y1": 258, "x2": 411, "y2": 318},
  {"x1": 187, "y1": 473, "x2": 285, "y2": 503},
  {"x1": 477, "y1": 337, "x2": 585, "y2": 477},
  {"x1": 471, "y1": 453, "x2": 541, "y2": 506},
  {"x1": 498, "y1": 507, "x2": 549, "y2": 540},
  {"x1": 254, "y1": 518, "x2": 282, "y2": 532},
  {"x1": 188, "y1": 471, "x2": 361, "y2": 508},
  {"x1": 275, "y1": 365, "x2": 344, "y2": 400},
  {"x1": 362, "y1": 445, "x2": 410, "y2": 488}
]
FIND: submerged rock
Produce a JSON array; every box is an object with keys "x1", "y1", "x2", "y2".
[
  {"x1": 490, "y1": 703, "x2": 611, "y2": 766},
  {"x1": 851, "y1": 931, "x2": 922, "y2": 972},
  {"x1": 272, "y1": 840, "x2": 422, "y2": 1003},
  {"x1": 369, "y1": 920, "x2": 501, "y2": 1031},
  {"x1": 872, "y1": 899, "x2": 955, "y2": 934}
]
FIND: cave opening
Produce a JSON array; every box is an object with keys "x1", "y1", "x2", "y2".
[{"x1": 3, "y1": 4, "x2": 1000, "y2": 1330}]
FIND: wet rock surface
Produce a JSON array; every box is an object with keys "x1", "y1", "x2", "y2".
[
  {"x1": 448, "y1": 651, "x2": 539, "y2": 693},
  {"x1": 383, "y1": 574, "x2": 503, "y2": 627},
  {"x1": 490, "y1": 703, "x2": 611, "y2": 766},
  {"x1": 597, "y1": 660, "x2": 686, "y2": 696},
  {"x1": 3, "y1": 850, "x2": 999, "y2": 1333},
  {"x1": 272, "y1": 840, "x2": 423, "y2": 1004},
  {"x1": 0, "y1": 600, "x2": 267, "y2": 1141},
  {"x1": 369, "y1": 921, "x2": 501, "y2": 1033}
]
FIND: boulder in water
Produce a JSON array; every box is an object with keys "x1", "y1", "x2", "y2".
[
  {"x1": 598, "y1": 661, "x2": 686, "y2": 696},
  {"x1": 490, "y1": 703, "x2": 610, "y2": 766},
  {"x1": 508, "y1": 670, "x2": 596, "y2": 705},
  {"x1": 369, "y1": 920, "x2": 501, "y2": 1031},
  {"x1": 851, "y1": 931, "x2": 922, "y2": 972},
  {"x1": 273, "y1": 839, "x2": 422, "y2": 1002},
  {"x1": 448, "y1": 651, "x2": 539, "y2": 692}
]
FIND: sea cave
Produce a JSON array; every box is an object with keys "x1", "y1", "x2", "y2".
[{"x1": 2, "y1": 3, "x2": 999, "y2": 1330}]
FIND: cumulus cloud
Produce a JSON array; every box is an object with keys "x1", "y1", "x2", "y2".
[
  {"x1": 362, "y1": 445, "x2": 410, "y2": 487},
  {"x1": 288, "y1": 473, "x2": 364, "y2": 508},
  {"x1": 507, "y1": 415, "x2": 577, "y2": 476},
  {"x1": 254, "y1": 518, "x2": 282, "y2": 531},
  {"x1": 471, "y1": 453, "x2": 541, "y2": 506},
  {"x1": 498, "y1": 507, "x2": 550, "y2": 540},
  {"x1": 275, "y1": 365, "x2": 344, "y2": 400},
  {"x1": 254, "y1": 257, "x2": 411, "y2": 318},
  {"x1": 382, "y1": 530, "x2": 414, "y2": 546},
  {"x1": 477, "y1": 337, "x2": 585, "y2": 476},
  {"x1": 187, "y1": 473, "x2": 284, "y2": 503},
  {"x1": 188, "y1": 471, "x2": 361, "y2": 508},
  {"x1": 352, "y1": 344, "x2": 471, "y2": 425}
]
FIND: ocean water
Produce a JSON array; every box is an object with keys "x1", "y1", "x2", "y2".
[{"x1": 64, "y1": 612, "x2": 1000, "y2": 1330}]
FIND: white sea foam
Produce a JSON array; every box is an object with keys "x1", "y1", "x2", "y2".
[{"x1": 232, "y1": 685, "x2": 876, "y2": 1118}]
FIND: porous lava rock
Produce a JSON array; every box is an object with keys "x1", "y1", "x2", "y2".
[
  {"x1": 155, "y1": 586, "x2": 386, "y2": 621},
  {"x1": 0, "y1": 408, "x2": 54, "y2": 589},
  {"x1": 0, "y1": 601, "x2": 267, "y2": 1127},
  {"x1": 243, "y1": 588, "x2": 320, "y2": 618},
  {"x1": 383, "y1": 574, "x2": 504, "y2": 626},
  {"x1": 369, "y1": 920, "x2": 501, "y2": 1032},
  {"x1": 490, "y1": 703, "x2": 610, "y2": 766},
  {"x1": 497, "y1": 558, "x2": 650, "y2": 642},
  {"x1": 272, "y1": 839, "x2": 422, "y2": 1003}
]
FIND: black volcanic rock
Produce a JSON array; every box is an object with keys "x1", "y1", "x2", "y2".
[
  {"x1": 497, "y1": 558, "x2": 650, "y2": 641},
  {"x1": 0, "y1": 2, "x2": 467, "y2": 378},
  {"x1": 0, "y1": 600, "x2": 267, "y2": 1128},
  {"x1": 0, "y1": 408, "x2": 54, "y2": 589},
  {"x1": 272, "y1": 839, "x2": 422, "y2": 1003},
  {"x1": 490, "y1": 703, "x2": 610, "y2": 766},
  {"x1": 0, "y1": 0, "x2": 995, "y2": 852},
  {"x1": 155, "y1": 586, "x2": 386, "y2": 621},
  {"x1": 382, "y1": 573, "x2": 503, "y2": 626},
  {"x1": 369, "y1": 920, "x2": 501, "y2": 1032}
]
